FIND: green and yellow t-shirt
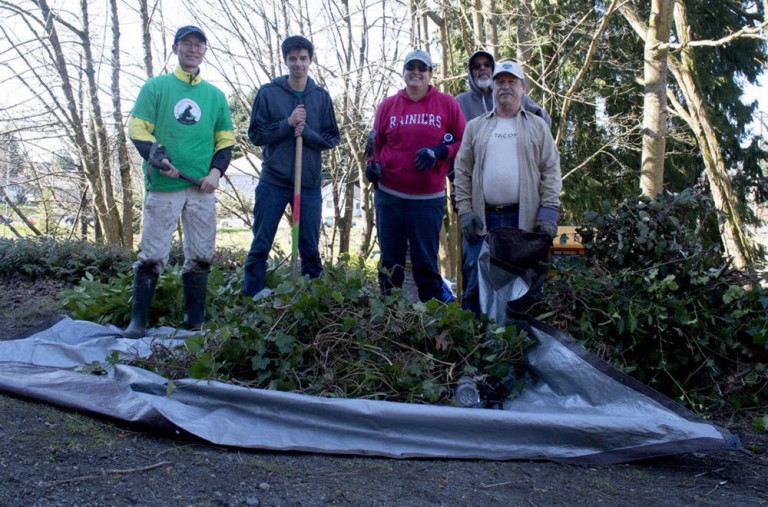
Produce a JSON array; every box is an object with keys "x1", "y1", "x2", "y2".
[{"x1": 130, "y1": 67, "x2": 234, "y2": 192}]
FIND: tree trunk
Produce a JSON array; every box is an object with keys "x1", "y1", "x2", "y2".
[
  {"x1": 619, "y1": 1, "x2": 754, "y2": 269},
  {"x1": 356, "y1": 4, "x2": 375, "y2": 258},
  {"x1": 139, "y1": 0, "x2": 154, "y2": 79},
  {"x1": 481, "y1": 0, "x2": 496, "y2": 53},
  {"x1": 640, "y1": 0, "x2": 673, "y2": 198},
  {"x1": 670, "y1": 2, "x2": 752, "y2": 268},
  {"x1": 472, "y1": 0, "x2": 484, "y2": 44},
  {"x1": 109, "y1": 0, "x2": 134, "y2": 248},
  {"x1": 517, "y1": 0, "x2": 533, "y2": 69},
  {"x1": 79, "y1": 0, "x2": 123, "y2": 245},
  {"x1": 409, "y1": 0, "x2": 420, "y2": 46},
  {"x1": 33, "y1": 0, "x2": 115, "y2": 245}
]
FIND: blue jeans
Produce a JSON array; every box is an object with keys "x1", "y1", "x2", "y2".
[
  {"x1": 243, "y1": 181, "x2": 322, "y2": 296},
  {"x1": 461, "y1": 210, "x2": 519, "y2": 315},
  {"x1": 485, "y1": 209, "x2": 520, "y2": 230},
  {"x1": 374, "y1": 189, "x2": 446, "y2": 302}
]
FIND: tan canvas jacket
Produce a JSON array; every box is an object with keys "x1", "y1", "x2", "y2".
[{"x1": 454, "y1": 108, "x2": 562, "y2": 233}]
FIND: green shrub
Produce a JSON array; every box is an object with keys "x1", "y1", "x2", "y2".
[
  {"x1": 0, "y1": 236, "x2": 135, "y2": 283},
  {"x1": 535, "y1": 189, "x2": 768, "y2": 412}
]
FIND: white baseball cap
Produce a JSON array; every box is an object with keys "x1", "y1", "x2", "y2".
[
  {"x1": 492, "y1": 60, "x2": 525, "y2": 81},
  {"x1": 403, "y1": 49, "x2": 433, "y2": 69}
]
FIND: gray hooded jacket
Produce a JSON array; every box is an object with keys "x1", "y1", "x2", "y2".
[{"x1": 455, "y1": 51, "x2": 552, "y2": 125}]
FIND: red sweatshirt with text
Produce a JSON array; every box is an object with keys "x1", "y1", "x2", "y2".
[{"x1": 373, "y1": 86, "x2": 465, "y2": 196}]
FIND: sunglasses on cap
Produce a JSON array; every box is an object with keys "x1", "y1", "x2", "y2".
[
  {"x1": 405, "y1": 62, "x2": 430, "y2": 72},
  {"x1": 471, "y1": 61, "x2": 493, "y2": 71}
]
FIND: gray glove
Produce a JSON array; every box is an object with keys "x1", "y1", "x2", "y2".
[
  {"x1": 148, "y1": 143, "x2": 170, "y2": 169},
  {"x1": 534, "y1": 220, "x2": 558, "y2": 239},
  {"x1": 460, "y1": 213, "x2": 484, "y2": 245}
]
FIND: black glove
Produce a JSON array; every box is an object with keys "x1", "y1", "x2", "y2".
[
  {"x1": 534, "y1": 221, "x2": 558, "y2": 239},
  {"x1": 414, "y1": 144, "x2": 448, "y2": 170},
  {"x1": 364, "y1": 130, "x2": 376, "y2": 159},
  {"x1": 365, "y1": 161, "x2": 382, "y2": 186},
  {"x1": 460, "y1": 212, "x2": 484, "y2": 245},
  {"x1": 148, "y1": 143, "x2": 170, "y2": 169}
]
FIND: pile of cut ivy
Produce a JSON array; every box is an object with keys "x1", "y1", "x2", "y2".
[{"x1": 62, "y1": 255, "x2": 532, "y2": 405}]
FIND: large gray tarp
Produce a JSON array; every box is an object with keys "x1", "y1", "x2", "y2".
[{"x1": 0, "y1": 315, "x2": 739, "y2": 464}]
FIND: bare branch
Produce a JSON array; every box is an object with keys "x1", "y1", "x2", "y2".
[{"x1": 655, "y1": 20, "x2": 768, "y2": 51}]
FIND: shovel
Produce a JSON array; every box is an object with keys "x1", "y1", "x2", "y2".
[{"x1": 290, "y1": 136, "x2": 303, "y2": 279}]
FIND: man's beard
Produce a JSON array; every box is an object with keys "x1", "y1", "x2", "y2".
[{"x1": 476, "y1": 77, "x2": 492, "y2": 89}]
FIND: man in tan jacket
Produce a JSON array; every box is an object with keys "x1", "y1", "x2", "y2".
[{"x1": 453, "y1": 61, "x2": 562, "y2": 317}]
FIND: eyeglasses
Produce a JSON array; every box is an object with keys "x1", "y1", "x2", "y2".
[
  {"x1": 179, "y1": 40, "x2": 206, "y2": 50},
  {"x1": 471, "y1": 61, "x2": 493, "y2": 71},
  {"x1": 405, "y1": 62, "x2": 430, "y2": 72}
]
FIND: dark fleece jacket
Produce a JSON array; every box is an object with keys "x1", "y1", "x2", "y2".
[{"x1": 248, "y1": 75, "x2": 340, "y2": 189}]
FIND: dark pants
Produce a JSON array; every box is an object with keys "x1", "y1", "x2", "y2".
[
  {"x1": 243, "y1": 181, "x2": 322, "y2": 296},
  {"x1": 374, "y1": 189, "x2": 447, "y2": 302}
]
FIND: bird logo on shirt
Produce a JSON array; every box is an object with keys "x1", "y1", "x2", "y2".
[{"x1": 175, "y1": 99, "x2": 201, "y2": 125}]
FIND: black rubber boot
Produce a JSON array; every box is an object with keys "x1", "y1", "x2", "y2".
[
  {"x1": 182, "y1": 271, "x2": 208, "y2": 330},
  {"x1": 124, "y1": 270, "x2": 158, "y2": 338}
]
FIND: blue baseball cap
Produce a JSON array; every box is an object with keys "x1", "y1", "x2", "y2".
[{"x1": 174, "y1": 25, "x2": 207, "y2": 44}]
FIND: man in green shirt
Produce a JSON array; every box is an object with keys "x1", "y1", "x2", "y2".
[{"x1": 125, "y1": 25, "x2": 235, "y2": 337}]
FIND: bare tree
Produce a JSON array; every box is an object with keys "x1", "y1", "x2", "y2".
[
  {"x1": 109, "y1": 0, "x2": 133, "y2": 247},
  {"x1": 0, "y1": 0, "x2": 131, "y2": 245}
]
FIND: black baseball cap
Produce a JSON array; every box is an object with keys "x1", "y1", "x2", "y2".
[{"x1": 174, "y1": 25, "x2": 207, "y2": 44}]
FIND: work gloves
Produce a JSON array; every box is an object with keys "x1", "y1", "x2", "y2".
[
  {"x1": 414, "y1": 144, "x2": 448, "y2": 171},
  {"x1": 534, "y1": 206, "x2": 560, "y2": 240},
  {"x1": 363, "y1": 129, "x2": 380, "y2": 187},
  {"x1": 460, "y1": 212, "x2": 484, "y2": 245},
  {"x1": 535, "y1": 221, "x2": 558, "y2": 239},
  {"x1": 365, "y1": 161, "x2": 382, "y2": 187},
  {"x1": 148, "y1": 144, "x2": 170, "y2": 169}
]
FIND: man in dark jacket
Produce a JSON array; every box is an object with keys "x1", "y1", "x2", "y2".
[
  {"x1": 455, "y1": 50, "x2": 551, "y2": 317},
  {"x1": 243, "y1": 35, "x2": 340, "y2": 297}
]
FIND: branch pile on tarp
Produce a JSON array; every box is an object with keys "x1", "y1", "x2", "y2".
[{"x1": 118, "y1": 258, "x2": 531, "y2": 404}]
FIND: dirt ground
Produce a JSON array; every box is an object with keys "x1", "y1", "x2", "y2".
[{"x1": 0, "y1": 277, "x2": 766, "y2": 506}]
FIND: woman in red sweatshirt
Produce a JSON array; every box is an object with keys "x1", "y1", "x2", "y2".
[{"x1": 369, "y1": 49, "x2": 466, "y2": 302}]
